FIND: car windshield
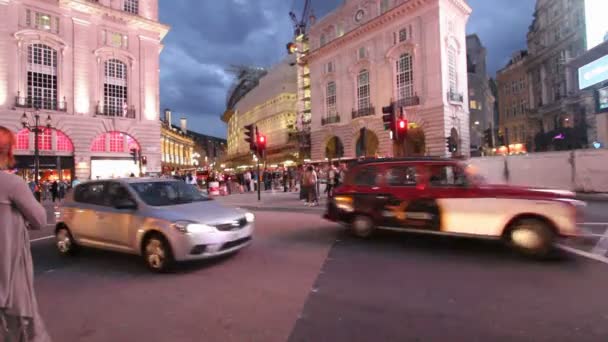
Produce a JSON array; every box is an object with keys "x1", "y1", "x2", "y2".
[{"x1": 129, "y1": 181, "x2": 210, "y2": 207}]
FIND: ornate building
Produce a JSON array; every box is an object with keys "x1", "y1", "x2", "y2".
[
  {"x1": 223, "y1": 58, "x2": 299, "y2": 166},
  {"x1": 305, "y1": 0, "x2": 472, "y2": 160},
  {"x1": 160, "y1": 109, "x2": 194, "y2": 174},
  {"x1": 0, "y1": 0, "x2": 169, "y2": 180}
]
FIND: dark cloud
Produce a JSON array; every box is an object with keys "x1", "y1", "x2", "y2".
[{"x1": 159, "y1": 0, "x2": 535, "y2": 138}]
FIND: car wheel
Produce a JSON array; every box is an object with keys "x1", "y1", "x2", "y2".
[
  {"x1": 351, "y1": 215, "x2": 374, "y2": 238},
  {"x1": 55, "y1": 226, "x2": 77, "y2": 256},
  {"x1": 143, "y1": 235, "x2": 174, "y2": 273},
  {"x1": 508, "y1": 218, "x2": 555, "y2": 257}
]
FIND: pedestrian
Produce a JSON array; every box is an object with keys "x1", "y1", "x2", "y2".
[
  {"x1": 0, "y1": 126, "x2": 52, "y2": 342},
  {"x1": 304, "y1": 166, "x2": 318, "y2": 206},
  {"x1": 327, "y1": 163, "x2": 336, "y2": 198},
  {"x1": 51, "y1": 180, "x2": 59, "y2": 203},
  {"x1": 71, "y1": 176, "x2": 81, "y2": 188}
]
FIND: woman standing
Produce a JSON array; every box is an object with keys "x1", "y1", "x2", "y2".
[{"x1": 0, "y1": 126, "x2": 51, "y2": 341}]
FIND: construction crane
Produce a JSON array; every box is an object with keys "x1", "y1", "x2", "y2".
[{"x1": 289, "y1": 0, "x2": 312, "y2": 37}]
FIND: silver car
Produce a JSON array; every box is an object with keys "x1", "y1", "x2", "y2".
[{"x1": 55, "y1": 178, "x2": 255, "y2": 272}]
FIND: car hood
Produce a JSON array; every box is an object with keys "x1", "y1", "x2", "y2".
[
  {"x1": 478, "y1": 184, "x2": 576, "y2": 200},
  {"x1": 145, "y1": 200, "x2": 247, "y2": 225}
]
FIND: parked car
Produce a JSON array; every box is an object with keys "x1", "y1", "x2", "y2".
[
  {"x1": 324, "y1": 157, "x2": 585, "y2": 257},
  {"x1": 55, "y1": 178, "x2": 255, "y2": 272}
]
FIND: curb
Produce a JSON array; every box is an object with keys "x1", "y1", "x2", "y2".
[
  {"x1": 230, "y1": 205, "x2": 324, "y2": 214},
  {"x1": 576, "y1": 193, "x2": 608, "y2": 202}
]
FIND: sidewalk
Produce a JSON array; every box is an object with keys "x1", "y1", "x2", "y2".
[{"x1": 214, "y1": 190, "x2": 326, "y2": 213}]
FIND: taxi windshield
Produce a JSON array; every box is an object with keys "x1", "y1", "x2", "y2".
[{"x1": 129, "y1": 181, "x2": 210, "y2": 206}]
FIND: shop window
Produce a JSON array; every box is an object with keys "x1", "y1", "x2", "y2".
[
  {"x1": 16, "y1": 129, "x2": 30, "y2": 150},
  {"x1": 91, "y1": 134, "x2": 106, "y2": 152},
  {"x1": 56, "y1": 131, "x2": 73, "y2": 152},
  {"x1": 37, "y1": 128, "x2": 52, "y2": 151},
  {"x1": 109, "y1": 132, "x2": 125, "y2": 152}
]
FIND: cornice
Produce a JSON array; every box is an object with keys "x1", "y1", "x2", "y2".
[{"x1": 305, "y1": 0, "x2": 431, "y2": 62}]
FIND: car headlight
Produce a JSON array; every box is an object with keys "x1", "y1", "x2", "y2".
[
  {"x1": 245, "y1": 212, "x2": 255, "y2": 223},
  {"x1": 172, "y1": 221, "x2": 215, "y2": 234}
]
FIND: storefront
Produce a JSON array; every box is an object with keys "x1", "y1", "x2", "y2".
[
  {"x1": 14, "y1": 155, "x2": 75, "y2": 182},
  {"x1": 90, "y1": 157, "x2": 141, "y2": 180}
]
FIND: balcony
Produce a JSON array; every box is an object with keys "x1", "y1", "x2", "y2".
[
  {"x1": 15, "y1": 96, "x2": 67, "y2": 112},
  {"x1": 395, "y1": 96, "x2": 420, "y2": 107},
  {"x1": 447, "y1": 91, "x2": 464, "y2": 103},
  {"x1": 322, "y1": 114, "x2": 340, "y2": 126},
  {"x1": 352, "y1": 106, "x2": 375, "y2": 119},
  {"x1": 96, "y1": 104, "x2": 136, "y2": 118}
]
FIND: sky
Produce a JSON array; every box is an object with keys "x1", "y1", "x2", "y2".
[{"x1": 158, "y1": 0, "x2": 536, "y2": 138}]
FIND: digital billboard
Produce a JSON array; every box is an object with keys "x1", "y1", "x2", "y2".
[
  {"x1": 596, "y1": 86, "x2": 608, "y2": 113},
  {"x1": 585, "y1": 0, "x2": 608, "y2": 50},
  {"x1": 578, "y1": 54, "x2": 608, "y2": 90}
]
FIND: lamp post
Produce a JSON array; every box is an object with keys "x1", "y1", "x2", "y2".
[{"x1": 21, "y1": 107, "x2": 53, "y2": 202}]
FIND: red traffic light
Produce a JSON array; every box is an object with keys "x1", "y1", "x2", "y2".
[
  {"x1": 259, "y1": 135, "x2": 266, "y2": 144},
  {"x1": 398, "y1": 119, "x2": 408, "y2": 130}
]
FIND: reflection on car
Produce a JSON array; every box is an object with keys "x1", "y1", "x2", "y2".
[{"x1": 55, "y1": 178, "x2": 255, "y2": 272}]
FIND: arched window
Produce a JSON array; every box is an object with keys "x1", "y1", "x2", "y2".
[
  {"x1": 37, "y1": 128, "x2": 52, "y2": 150},
  {"x1": 357, "y1": 69, "x2": 370, "y2": 110},
  {"x1": 103, "y1": 59, "x2": 128, "y2": 117},
  {"x1": 16, "y1": 130, "x2": 30, "y2": 150},
  {"x1": 90, "y1": 131, "x2": 140, "y2": 153},
  {"x1": 396, "y1": 53, "x2": 414, "y2": 101},
  {"x1": 124, "y1": 0, "x2": 139, "y2": 14},
  {"x1": 56, "y1": 131, "x2": 74, "y2": 152},
  {"x1": 27, "y1": 44, "x2": 58, "y2": 110},
  {"x1": 15, "y1": 128, "x2": 73, "y2": 152}
]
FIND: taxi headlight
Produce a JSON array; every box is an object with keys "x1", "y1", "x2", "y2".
[
  {"x1": 172, "y1": 221, "x2": 215, "y2": 234},
  {"x1": 245, "y1": 212, "x2": 255, "y2": 223}
]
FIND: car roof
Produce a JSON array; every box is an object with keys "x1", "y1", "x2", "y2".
[
  {"x1": 354, "y1": 157, "x2": 459, "y2": 166},
  {"x1": 81, "y1": 177, "x2": 180, "y2": 185}
]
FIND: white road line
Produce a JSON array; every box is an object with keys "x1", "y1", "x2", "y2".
[
  {"x1": 30, "y1": 236, "x2": 54, "y2": 243},
  {"x1": 558, "y1": 244, "x2": 608, "y2": 265},
  {"x1": 591, "y1": 226, "x2": 608, "y2": 255}
]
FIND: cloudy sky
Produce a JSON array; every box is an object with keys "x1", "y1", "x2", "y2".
[{"x1": 158, "y1": 0, "x2": 536, "y2": 138}]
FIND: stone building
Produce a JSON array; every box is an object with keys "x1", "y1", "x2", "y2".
[
  {"x1": 160, "y1": 109, "x2": 195, "y2": 174},
  {"x1": 466, "y1": 34, "x2": 494, "y2": 153},
  {"x1": 0, "y1": 0, "x2": 168, "y2": 180},
  {"x1": 305, "y1": 0, "x2": 472, "y2": 160}
]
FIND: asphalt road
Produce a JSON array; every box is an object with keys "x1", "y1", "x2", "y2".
[{"x1": 30, "y1": 203, "x2": 608, "y2": 341}]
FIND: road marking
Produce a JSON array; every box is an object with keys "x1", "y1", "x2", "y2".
[
  {"x1": 558, "y1": 244, "x2": 608, "y2": 265},
  {"x1": 579, "y1": 222, "x2": 608, "y2": 226},
  {"x1": 591, "y1": 226, "x2": 608, "y2": 255},
  {"x1": 30, "y1": 236, "x2": 54, "y2": 243}
]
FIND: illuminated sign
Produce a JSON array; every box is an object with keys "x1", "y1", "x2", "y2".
[
  {"x1": 596, "y1": 86, "x2": 608, "y2": 113},
  {"x1": 578, "y1": 54, "x2": 608, "y2": 89},
  {"x1": 585, "y1": 0, "x2": 608, "y2": 50}
]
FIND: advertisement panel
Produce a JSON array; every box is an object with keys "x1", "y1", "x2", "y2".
[
  {"x1": 596, "y1": 86, "x2": 608, "y2": 113},
  {"x1": 585, "y1": 0, "x2": 608, "y2": 50},
  {"x1": 578, "y1": 54, "x2": 608, "y2": 89}
]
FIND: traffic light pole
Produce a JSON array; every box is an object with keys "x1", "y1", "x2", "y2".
[{"x1": 257, "y1": 151, "x2": 261, "y2": 202}]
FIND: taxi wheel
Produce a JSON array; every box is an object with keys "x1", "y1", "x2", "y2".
[
  {"x1": 143, "y1": 234, "x2": 174, "y2": 273},
  {"x1": 351, "y1": 215, "x2": 375, "y2": 239},
  {"x1": 508, "y1": 218, "x2": 555, "y2": 257},
  {"x1": 55, "y1": 226, "x2": 77, "y2": 256}
]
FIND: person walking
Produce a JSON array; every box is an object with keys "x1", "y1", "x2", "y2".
[
  {"x1": 0, "y1": 126, "x2": 52, "y2": 341},
  {"x1": 326, "y1": 164, "x2": 336, "y2": 198},
  {"x1": 50, "y1": 180, "x2": 59, "y2": 203},
  {"x1": 304, "y1": 166, "x2": 319, "y2": 206}
]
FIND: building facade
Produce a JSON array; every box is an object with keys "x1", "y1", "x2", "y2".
[
  {"x1": 188, "y1": 130, "x2": 227, "y2": 168},
  {"x1": 160, "y1": 109, "x2": 195, "y2": 174},
  {"x1": 466, "y1": 34, "x2": 494, "y2": 153},
  {"x1": 224, "y1": 58, "x2": 299, "y2": 166},
  {"x1": 305, "y1": 0, "x2": 472, "y2": 161},
  {"x1": 524, "y1": 0, "x2": 592, "y2": 151},
  {"x1": 497, "y1": 51, "x2": 532, "y2": 154},
  {"x1": 0, "y1": 0, "x2": 168, "y2": 180}
]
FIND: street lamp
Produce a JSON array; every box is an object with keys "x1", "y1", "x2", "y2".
[{"x1": 21, "y1": 107, "x2": 53, "y2": 202}]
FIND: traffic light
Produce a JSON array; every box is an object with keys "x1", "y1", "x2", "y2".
[
  {"x1": 397, "y1": 119, "x2": 408, "y2": 134},
  {"x1": 244, "y1": 124, "x2": 256, "y2": 152},
  {"x1": 382, "y1": 104, "x2": 395, "y2": 131},
  {"x1": 483, "y1": 128, "x2": 493, "y2": 148},
  {"x1": 130, "y1": 148, "x2": 139, "y2": 164},
  {"x1": 446, "y1": 137, "x2": 457, "y2": 153},
  {"x1": 141, "y1": 156, "x2": 147, "y2": 166},
  {"x1": 257, "y1": 134, "x2": 267, "y2": 156}
]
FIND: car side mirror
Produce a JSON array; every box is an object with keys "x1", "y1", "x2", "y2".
[{"x1": 115, "y1": 199, "x2": 137, "y2": 210}]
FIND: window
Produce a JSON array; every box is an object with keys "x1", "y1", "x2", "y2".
[
  {"x1": 91, "y1": 134, "x2": 106, "y2": 152},
  {"x1": 399, "y1": 28, "x2": 408, "y2": 42},
  {"x1": 320, "y1": 34, "x2": 327, "y2": 47},
  {"x1": 104, "y1": 59, "x2": 128, "y2": 116},
  {"x1": 16, "y1": 130, "x2": 29, "y2": 150},
  {"x1": 325, "y1": 61, "x2": 334, "y2": 73},
  {"x1": 56, "y1": 131, "x2": 73, "y2": 152},
  {"x1": 337, "y1": 23, "x2": 344, "y2": 37},
  {"x1": 396, "y1": 53, "x2": 414, "y2": 100},
  {"x1": 106, "y1": 182, "x2": 133, "y2": 206},
  {"x1": 380, "y1": 0, "x2": 389, "y2": 14},
  {"x1": 37, "y1": 128, "x2": 52, "y2": 151},
  {"x1": 357, "y1": 70, "x2": 370, "y2": 110},
  {"x1": 74, "y1": 183, "x2": 106, "y2": 206},
  {"x1": 358, "y1": 47, "x2": 367, "y2": 60},
  {"x1": 448, "y1": 46, "x2": 457, "y2": 93},
  {"x1": 109, "y1": 132, "x2": 125, "y2": 153},
  {"x1": 429, "y1": 165, "x2": 467, "y2": 187},
  {"x1": 354, "y1": 166, "x2": 380, "y2": 186},
  {"x1": 124, "y1": 0, "x2": 139, "y2": 14},
  {"x1": 386, "y1": 166, "x2": 417, "y2": 186},
  {"x1": 470, "y1": 100, "x2": 478, "y2": 110},
  {"x1": 27, "y1": 44, "x2": 58, "y2": 110},
  {"x1": 326, "y1": 81, "x2": 337, "y2": 116}
]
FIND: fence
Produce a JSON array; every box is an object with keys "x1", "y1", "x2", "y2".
[{"x1": 468, "y1": 149, "x2": 608, "y2": 193}]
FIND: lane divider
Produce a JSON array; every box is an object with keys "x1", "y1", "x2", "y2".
[{"x1": 30, "y1": 236, "x2": 54, "y2": 243}]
